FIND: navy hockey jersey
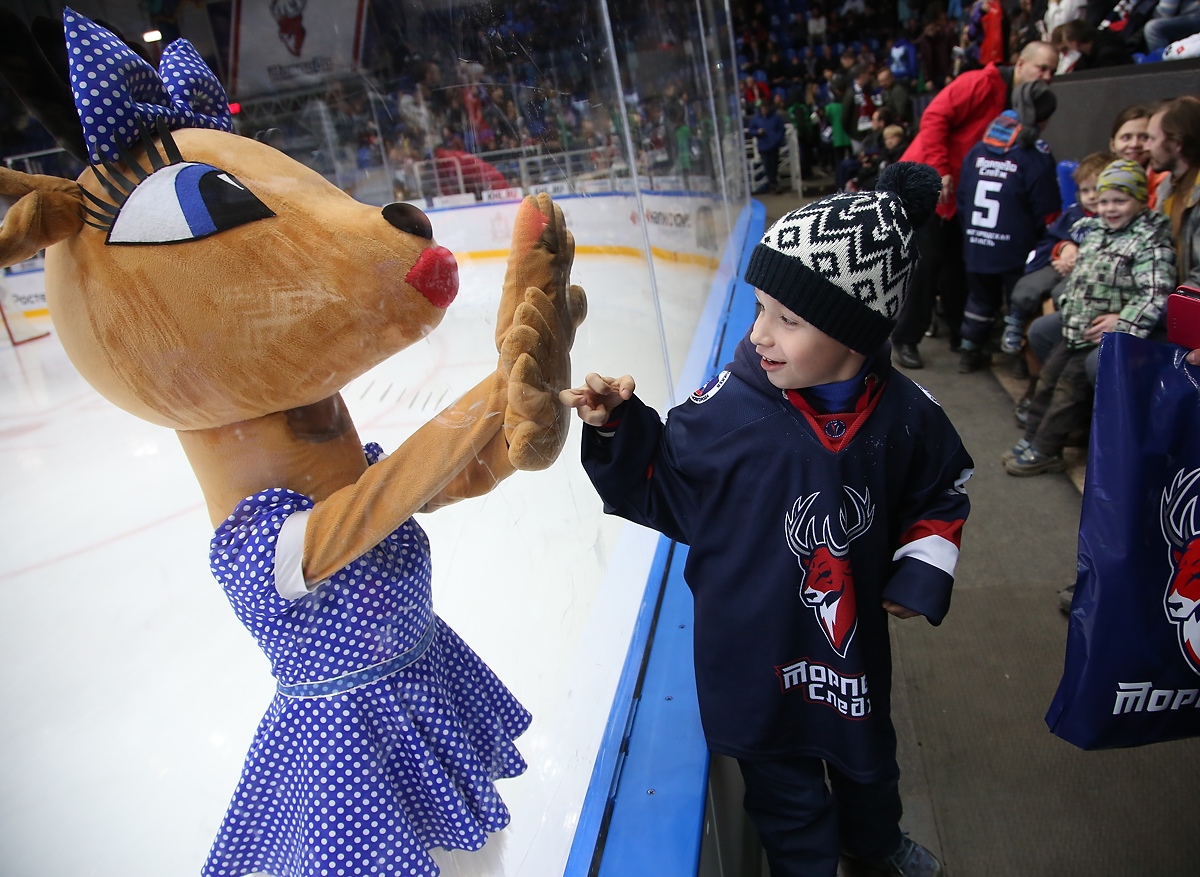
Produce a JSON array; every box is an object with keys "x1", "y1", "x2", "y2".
[
  {"x1": 957, "y1": 131, "x2": 1060, "y2": 274},
  {"x1": 580, "y1": 333, "x2": 974, "y2": 781}
]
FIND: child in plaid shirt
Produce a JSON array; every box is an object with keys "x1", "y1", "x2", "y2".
[{"x1": 1005, "y1": 158, "x2": 1177, "y2": 476}]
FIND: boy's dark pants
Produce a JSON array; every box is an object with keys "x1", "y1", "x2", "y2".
[
  {"x1": 1010, "y1": 264, "x2": 1064, "y2": 323},
  {"x1": 739, "y1": 755, "x2": 902, "y2": 877},
  {"x1": 1023, "y1": 339, "x2": 1093, "y2": 456},
  {"x1": 960, "y1": 270, "x2": 1022, "y2": 348}
]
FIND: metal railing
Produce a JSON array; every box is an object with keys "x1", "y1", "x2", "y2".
[{"x1": 3, "y1": 140, "x2": 722, "y2": 206}]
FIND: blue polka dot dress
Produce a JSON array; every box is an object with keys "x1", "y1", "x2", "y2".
[{"x1": 202, "y1": 445, "x2": 531, "y2": 877}]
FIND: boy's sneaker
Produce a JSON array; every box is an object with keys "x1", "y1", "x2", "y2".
[
  {"x1": 1001, "y1": 437, "x2": 1031, "y2": 463},
  {"x1": 999, "y1": 317, "x2": 1024, "y2": 355},
  {"x1": 1005, "y1": 446, "x2": 1067, "y2": 476},
  {"x1": 846, "y1": 835, "x2": 944, "y2": 877}
]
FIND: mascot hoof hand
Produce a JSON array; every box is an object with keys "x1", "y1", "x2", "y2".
[
  {"x1": 501, "y1": 282, "x2": 587, "y2": 471},
  {"x1": 497, "y1": 194, "x2": 587, "y2": 471}
]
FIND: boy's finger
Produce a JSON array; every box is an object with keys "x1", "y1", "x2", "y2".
[{"x1": 584, "y1": 372, "x2": 614, "y2": 393}]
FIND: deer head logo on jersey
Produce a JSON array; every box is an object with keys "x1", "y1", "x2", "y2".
[
  {"x1": 1161, "y1": 468, "x2": 1200, "y2": 676},
  {"x1": 785, "y1": 487, "x2": 875, "y2": 657}
]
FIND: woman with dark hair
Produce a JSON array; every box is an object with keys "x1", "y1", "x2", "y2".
[{"x1": 1108, "y1": 104, "x2": 1169, "y2": 207}]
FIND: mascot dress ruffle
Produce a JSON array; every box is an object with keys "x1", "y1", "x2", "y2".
[{"x1": 0, "y1": 9, "x2": 586, "y2": 877}]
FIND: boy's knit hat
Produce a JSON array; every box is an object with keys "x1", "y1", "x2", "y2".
[
  {"x1": 1096, "y1": 158, "x2": 1149, "y2": 203},
  {"x1": 744, "y1": 161, "x2": 941, "y2": 354}
]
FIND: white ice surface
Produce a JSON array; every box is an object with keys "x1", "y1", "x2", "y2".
[{"x1": 0, "y1": 252, "x2": 713, "y2": 877}]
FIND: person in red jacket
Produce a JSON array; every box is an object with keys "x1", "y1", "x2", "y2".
[{"x1": 890, "y1": 40, "x2": 1059, "y2": 370}]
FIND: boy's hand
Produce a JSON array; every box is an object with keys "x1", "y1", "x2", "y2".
[
  {"x1": 1083, "y1": 312, "x2": 1119, "y2": 344},
  {"x1": 1052, "y1": 241, "x2": 1078, "y2": 275},
  {"x1": 559, "y1": 373, "x2": 635, "y2": 426},
  {"x1": 883, "y1": 600, "x2": 919, "y2": 619}
]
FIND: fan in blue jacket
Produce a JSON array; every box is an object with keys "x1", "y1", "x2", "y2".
[
  {"x1": 748, "y1": 101, "x2": 788, "y2": 193},
  {"x1": 562, "y1": 164, "x2": 972, "y2": 877}
]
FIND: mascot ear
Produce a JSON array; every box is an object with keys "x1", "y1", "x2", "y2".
[{"x1": 0, "y1": 168, "x2": 84, "y2": 268}]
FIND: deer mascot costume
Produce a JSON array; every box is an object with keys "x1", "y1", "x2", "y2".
[{"x1": 0, "y1": 10, "x2": 586, "y2": 876}]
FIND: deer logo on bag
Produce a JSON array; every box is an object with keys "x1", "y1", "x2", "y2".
[
  {"x1": 785, "y1": 487, "x2": 875, "y2": 657},
  {"x1": 1160, "y1": 467, "x2": 1200, "y2": 676}
]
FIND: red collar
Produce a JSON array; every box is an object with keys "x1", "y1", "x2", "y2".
[{"x1": 785, "y1": 373, "x2": 885, "y2": 453}]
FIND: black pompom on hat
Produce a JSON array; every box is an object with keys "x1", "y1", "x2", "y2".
[{"x1": 744, "y1": 161, "x2": 942, "y2": 354}]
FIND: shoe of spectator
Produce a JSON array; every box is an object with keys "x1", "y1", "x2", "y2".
[
  {"x1": 845, "y1": 835, "x2": 943, "y2": 877},
  {"x1": 1014, "y1": 396, "x2": 1031, "y2": 427},
  {"x1": 1005, "y1": 446, "x2": 1067, "y2": 476},
  {"x1": 1058, "y1": 584, "x2": 1075, "y2": 615},
  {"x1": 1000, "y1": 317, "x2": 1024, "y2": 355},
  {"x1": 958, "y1": 347, "x2": 990, "y2": 373},
  {"x1": 1001, "y1": 437, "x2": 1031, "y2": 463},
  {"x1": 895, "y1": 343, "x2": 923, "y2": 369}
]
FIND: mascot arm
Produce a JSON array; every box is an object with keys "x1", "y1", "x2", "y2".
[
  {"x1": 301, "y1": 371, "x2": 511, "y2": 584},
  {"x1": 300, "y1": 195, "x2": 586, "y2": 585}
]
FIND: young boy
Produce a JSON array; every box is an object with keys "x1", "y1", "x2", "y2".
[
  {"x1": 1001, "y1": 151, "x2": 1114, "y2": 357},
  {"x1": 561, "y1": 164, "x2": 973, "y2": 877},
  {"x1": 1005, "y1": 158, "x2": 1177, "y2": 475},
  {"x1": 955, "y1": 87, "x2": 1060, "y2": 374}
]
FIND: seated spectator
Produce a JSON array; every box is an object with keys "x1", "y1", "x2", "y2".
[
  {"x1": 850, "y1": 121, "x2": 910, "y2": 190},
  {"x1": 1144, "y1": 0, "x2": 1200, "y2": 52},
  {"x1": 743, "y1": 75, "x2": 771, "y2": 111},
  {"x1": 1005, "y1": 152, "x2": 1113, "y2": 425},
  {"x1": 809, "y1": 8, "x2": 828, "y2": 46},
  {"x1": 1005, "y1": 152, "x2": 1111, "y2": 352},
  {"x1": 837, "y1": 107, "x2": 895, "y2": 189},
  {"x1": 1147, "y1": 96, "x2": 1200, "y2": 289},
  {"x1": 1040, "y1": 0, "x2": 1088, "y2": 39},
  {"x1": 1055, "y1": 18, "x2": 1134, "y2": 69},
  {"x1": 1106, "y1": 103, "x2": 1171, "y2": 208},
  {"x1": 840, "y1": 65, "x2": 879, "y2": 153},
  {"x1": 1005, "y1": 159, "x2": 1176, "y2": 475},
  {"x1": 956, "y1": 84, "x2": 1061, "y2": 373},
  {"x1": 876, "y1": 67, "x2": 912, "y2": 124}
]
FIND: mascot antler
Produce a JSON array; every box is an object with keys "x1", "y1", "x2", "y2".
[{"x1": 0, "y1": 8, "x2": 586, "y2": 875}]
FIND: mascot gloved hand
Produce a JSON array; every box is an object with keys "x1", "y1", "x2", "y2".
[{"x1": 0, "y1": 9, "x2": 586, "y2": 877}]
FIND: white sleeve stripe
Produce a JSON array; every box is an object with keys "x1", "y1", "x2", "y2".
[
  {"x1": 274, "y1": 510, "x2": 312, "y2": 600},
  {"x1": 892, "y1": 533, "x2": 960, "y2": 577}
]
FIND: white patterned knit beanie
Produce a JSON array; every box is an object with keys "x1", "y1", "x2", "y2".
[{"x1": 744, "y1": 161, "x2": 941, "y2": 354}]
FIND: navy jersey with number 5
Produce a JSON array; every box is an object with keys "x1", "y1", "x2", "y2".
[{"x1": 957, "y1": 118, "x2": 1060, "y2": 274}]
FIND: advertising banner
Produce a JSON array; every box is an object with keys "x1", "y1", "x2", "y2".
[{"x1": 229, "y1": 0, "x2": 367, "y2": 97}]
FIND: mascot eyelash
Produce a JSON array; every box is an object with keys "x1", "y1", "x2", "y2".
[{"x1": 81, "y1": 118, "x2": 275, "y2": 245}]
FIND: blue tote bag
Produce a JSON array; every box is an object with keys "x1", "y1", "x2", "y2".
[{"x1": 1046, "y1": 332, "x2": 1200, "y2": 749}]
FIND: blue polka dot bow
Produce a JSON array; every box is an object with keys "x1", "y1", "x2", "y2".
[{"x1": 64, "y1": 7, "x2": 232, "y2": 165}]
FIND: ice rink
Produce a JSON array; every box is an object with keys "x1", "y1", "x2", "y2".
[{"x1": 0, "y1": 230, "x2": 727, "y2": 877}]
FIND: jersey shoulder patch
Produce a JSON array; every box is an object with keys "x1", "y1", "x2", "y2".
[
  {"x1": 1036, "y1": 139, "x2": 1051, "y2": 154},
  {"x1": 690, "y1": 370, "x2": 731, "y2": 404}
]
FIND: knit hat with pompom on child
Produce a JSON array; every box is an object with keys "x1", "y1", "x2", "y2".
[{"x1": 744, "y1": 161, "x2": 942, "y2": 355}]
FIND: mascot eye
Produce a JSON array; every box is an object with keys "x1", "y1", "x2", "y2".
[{"x1": 107, "y1": 162, "x2": 275, "y2": 245}]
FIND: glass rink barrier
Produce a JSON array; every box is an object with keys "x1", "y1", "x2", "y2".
[{"x1": 0, "y1": 1, "x2": 753, "y2": 876}]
